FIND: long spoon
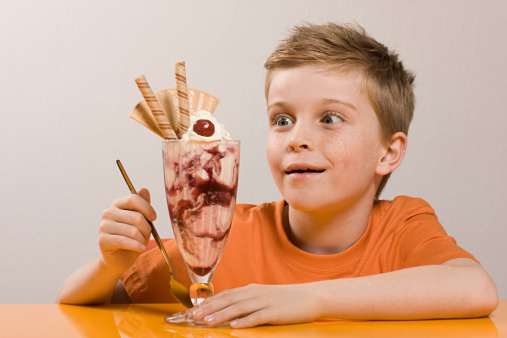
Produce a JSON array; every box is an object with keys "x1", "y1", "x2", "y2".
[{"x1": 116, "y1": 160, "x2": 192, "y2": 308}]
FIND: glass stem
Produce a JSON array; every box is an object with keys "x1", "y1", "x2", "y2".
[{"x1": 190, "y1": 283, "x2": 214, "y2": 306}]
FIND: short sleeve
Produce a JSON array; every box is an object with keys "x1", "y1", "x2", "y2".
[
  {"x1": 388, "y1": 197, "x2": 478, "y2": 268},
  {"x1": 121, "y1": 239, "x2": 192, "y2": 303}
]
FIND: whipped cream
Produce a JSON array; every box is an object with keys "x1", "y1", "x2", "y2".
[{"x1": 181, "y1": 110, "x2": 232, "y2": 142}]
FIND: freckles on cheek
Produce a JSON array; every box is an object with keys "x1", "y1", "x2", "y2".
[
  {"x1": 266, "y1": 133, "x2": 284, "y2": 156},
  {"x1": 266, "y1": 137, "x2": 287, "y2": 189},
  {"x1": 358, "y1": 138, "x2": 384, "y2": 170},
  {"x1": 328, "y1": 140, "x2": 351, "y2": 168},
  {"x1": 266, "y1": 138, "x2": 280, "y2": 170},
  {"x1": 332, "y1": 140, "x2": 371, "y2": 173}
]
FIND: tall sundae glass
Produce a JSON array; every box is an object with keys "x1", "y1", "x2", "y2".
[
  {"x1": 163, "y1": 137, "x2": 240, "y2": 325},
  {"x1": 130, "y1": 62, "x2": 238, "y2": 325}
]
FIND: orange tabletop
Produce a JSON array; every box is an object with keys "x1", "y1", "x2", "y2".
[{"x1": 1, "y1": 300, "x2": 505, "y2": 337}]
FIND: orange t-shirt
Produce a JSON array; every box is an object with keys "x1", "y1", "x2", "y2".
[{"x1": 122, "y1": 196, "x2": 477, "y2": 303}]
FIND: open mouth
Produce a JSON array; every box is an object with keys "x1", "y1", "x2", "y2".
[{"x1": 286, "y1": 168, "x2": 325, "y2": 175}]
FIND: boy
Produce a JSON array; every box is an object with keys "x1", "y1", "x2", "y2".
[{"x1": 57, "y1": 23, "x2": 498, "y2": 328}]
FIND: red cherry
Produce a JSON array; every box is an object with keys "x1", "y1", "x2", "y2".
[{"x1": 193, "y1": 119, "x2": 215, "y2": 137}]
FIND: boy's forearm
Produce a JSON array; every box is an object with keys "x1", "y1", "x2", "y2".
[
  {"x1": 316, "y1": 259, "x2": 498, "y2": 320},
  {"x1": 56, "y1": 255, "x2": 124, "y2": 305}
]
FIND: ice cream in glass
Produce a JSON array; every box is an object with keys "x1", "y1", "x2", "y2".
[
  {"x1": 131, "y1": 62, "x2": 239, "y2": 326},
  {"x1": 163, "y1": 111, "x2": 240, "y2": 308}
]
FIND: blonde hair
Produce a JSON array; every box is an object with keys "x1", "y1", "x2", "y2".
[{"x1": 264, "y1": 22, "x2": 415, "y2": 198}]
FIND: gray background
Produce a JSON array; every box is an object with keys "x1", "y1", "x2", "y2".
[{"x1": 1, "y1": 0, "x2": 506, "y2": 303}]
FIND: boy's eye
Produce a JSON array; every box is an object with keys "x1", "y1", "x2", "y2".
[
  {"x1": 275, "y1": 116, "x2": 294, "y2": 126},
  {"x1": 321, "y1": 114, "x2": 343, "y2": 124}
]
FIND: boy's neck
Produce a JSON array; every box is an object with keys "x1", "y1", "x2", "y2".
[{"x1": 282, "y1": 200, "x2": 374, "y2": 255}]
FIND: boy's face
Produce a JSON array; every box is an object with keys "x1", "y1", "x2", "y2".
[{"x1": 266, "y1": 65, "x2": 387, "y2": 212}]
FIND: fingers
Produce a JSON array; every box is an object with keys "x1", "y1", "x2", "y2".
[
  {"x1": 194, "y1": 285, "x2": 279, "y2": 328},
  {"x1": 101, "y1": 208, "x2": 152, "y2": 240},
  {"x1": 229, "y1": 310, "x2": 275, "y2": 329},
  {"x1": 202, "y1": 300, "x2": 275, "y2": 328},
  {"x1": 99, "y1": 220, "x2": 149, "y2": 253},
  {"x1": 112, "y1": 192, "x2": 157, "y2": 222},
  {"x1": 137, "y1": 188, "x2": 151, "y2": 203},
  {"x1": 99, "y1": 232, "x2": 146, "y2": 253},
  {"x1": 100, "y1": 190, "x2": 156, "y2": 254}
]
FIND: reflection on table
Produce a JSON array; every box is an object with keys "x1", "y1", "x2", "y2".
[
  {"x1": 1, "y1": 300, "x2": 505, "y2": 337},
  {"x1": 60, "y1": 302, "x2": 502, "y2": 337}
]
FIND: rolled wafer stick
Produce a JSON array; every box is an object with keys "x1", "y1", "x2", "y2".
[
  {"x1": 135, "y1": 75, "x2": 177, "y2": 139},
  {"x1": 175, "y1": 62, "x2": 191, "y2": 137}
]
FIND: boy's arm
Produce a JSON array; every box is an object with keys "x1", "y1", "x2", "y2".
[
  {"x1": 56, "y1": 255, "x2": 131, "y2": 304},
  {"x1": 56, "y1": 189, "x2": 155, "y2": 304},
  {"x1": 192, "y1": 258, "x2": 498, "y2": 328}
]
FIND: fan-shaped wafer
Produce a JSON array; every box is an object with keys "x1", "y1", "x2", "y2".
[
  {"x1": 129, "y1": 99, "x2": 164, "y2": 138},
  {"x1": 130, "y1": 88, "x2": 220, "y2": 138},
  {"x1": 175, "y1": 62, "x2": 191, "y2": 137},
  {"x1": 188, "y1": 88, "x2": 220, "y2": 113},
  {"x1": 165, "y1": 88, "x2": 220, "y2": 116},
  {"x1": 135, "y1": 75, "x2": 177, "y2": 140}
]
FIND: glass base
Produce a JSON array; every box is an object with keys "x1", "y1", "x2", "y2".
[
  {"x1": 164, "y1": 308, "x2": 229, "y2": 327},
  {"x1": 164, "y1": 282, "x2": 220, "y2": 327}
]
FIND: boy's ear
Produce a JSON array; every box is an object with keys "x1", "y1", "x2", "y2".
[{"x1": 376, "y1": 132, "x2": 407, "y2": 176}]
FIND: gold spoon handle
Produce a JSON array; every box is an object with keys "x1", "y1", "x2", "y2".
[{"x1": 116, "y1": 160, "x2": 175, "y2": 276}]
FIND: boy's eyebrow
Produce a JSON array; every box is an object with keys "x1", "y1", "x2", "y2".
[
  {"x1": 267, "y1": 99, "x2": 358, "y2": 112},
  {"x1": 320, "y1": 98, "x2": 358, "y2": 111},
  {"x1": 267, "y1": 101, "x2": 290, "y2": 111}
]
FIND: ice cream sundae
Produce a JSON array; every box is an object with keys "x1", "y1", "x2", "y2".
[{"x1": 131, "y1": 62, "x2": 240, "y2": 311}]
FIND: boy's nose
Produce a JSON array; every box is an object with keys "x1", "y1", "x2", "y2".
[
  {"x1": 288, "y1": 142, "x2": 309, "y2": 151},
  {"x1": 287, "y1": 127, "x2": 312, "y2": 151}
]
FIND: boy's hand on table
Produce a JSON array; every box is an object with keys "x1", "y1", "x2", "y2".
[
  {"x1": 192, "y1": 283, "x2": 320, "y2": 328},
  {"x1": 99, "y1": 188, "x2": 156, "y2": 275},
  {"x1": 191, "y1": 259, "x2": 498, "y2": 328}
]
